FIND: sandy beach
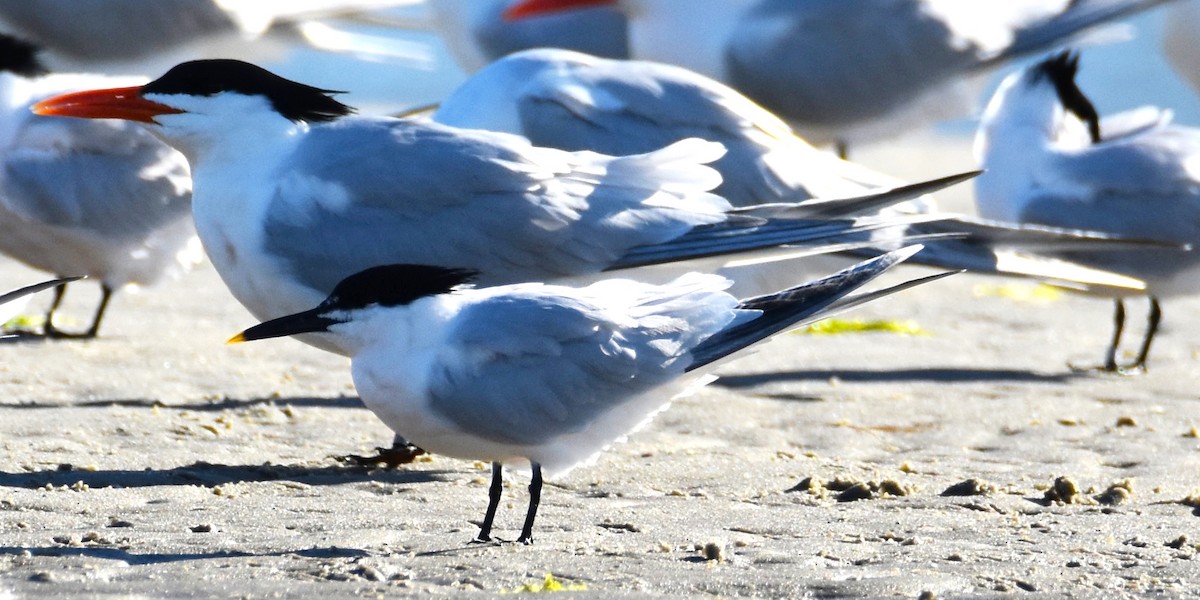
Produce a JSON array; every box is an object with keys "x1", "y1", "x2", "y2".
[{"x1": 0, "y1": 127, "x2": 1198, "y2": 599}]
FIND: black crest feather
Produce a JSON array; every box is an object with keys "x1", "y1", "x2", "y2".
[
  {"x1": 1034, "y1": 50, "x2": 1100, "y2": 143},
  {"x1": 322, "y1": 264, "x2": 478, "y2": 310},
  {"x1": 141, "y1": 59, "x2": 354, "y2": 123},
  {"x1": 0, "y1": 33, "x2": 48, "y2": 77}
]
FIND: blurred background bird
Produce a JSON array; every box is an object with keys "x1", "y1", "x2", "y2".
[
  {"x1": 0, "y1": 34, "x2": 199, "y2": 338},
  {"x1": 975, "y1": 51, "x2": 1200, "y2": 373},
  {"x1": 501, "y1": 0, "x2": 1177, "y2": 153}
]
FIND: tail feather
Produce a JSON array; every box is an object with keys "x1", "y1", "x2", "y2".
[
  {"x1": 730, "y1": 171, "x2": 981, "y2": 219},
  {"x1": 686, "y1": 245, "x2": 937, "y2": 371},
  {"x1": 607, "y1": 213, "x2": 949, "y2": 271}
]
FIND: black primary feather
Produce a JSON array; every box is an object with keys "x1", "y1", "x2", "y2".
[
  {"x1": 141, "y1": 59, "x2": 354, "y2": 123},
  {"x1": 322, "y1": 264, "x2": 479, "y2": 311},
  {"x1": 1035, "y1": 50, "x2": 1101, "y2": 143},
  {"x1": 0, "y1": 33, "x2": 48, "y2": 77}
]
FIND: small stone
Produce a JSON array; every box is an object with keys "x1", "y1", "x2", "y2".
[
  {"x1": 357, "y1": 566, "x2": 385, "y2": 582},
  {"x1": 1166, "y1": 535, "x2": 1189, "y2": 550},
  {"x1": 29, "y1": 571, "x2": 54, "y2": 583},
  {"x1": 1096, "y1": 480, "x2": 1134, "y2": 506},
  {"x1": 702, "y1": 541, "x2": 724, "y2": 562},
  {"x1": 190, "y1": 524, "x2": 213, "y2": 533},
  {"x1": 877, "y1": 480, "x2": 911, "y2": 497},
  {"x1": 1115, "y1": 416, "x2": 1138, "y2": 428},
  {"x1": 837, "y1": 483, "x2": 874, "y2": 502},
  {"x1": 941, "y1": 479, "x2": 995, "y2": 497},
  {"x1": 1043, "y1": 476, "x2": 1082, "y2": 505},
  {"x1": 107, "y1": 518, "x2": 133, "y2": 528},
  {"x1": 917, "y1": 592, "x2": 937, "y2": 600}
]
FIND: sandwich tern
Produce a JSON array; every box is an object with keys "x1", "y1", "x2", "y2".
[
  {"x1": 230, "y1": 246, "x2": 953, "y2": 543},
  {"x1": 975, "y1": 51, "x2": 1199, "y2": 372}
]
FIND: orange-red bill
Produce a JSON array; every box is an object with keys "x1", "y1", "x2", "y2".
[
  {"x1": 503, "y1": 0, "x2": 614, "y2": 21},
  {"x1": 31, "y1": 86, "x2": 184, "y2": 123}
]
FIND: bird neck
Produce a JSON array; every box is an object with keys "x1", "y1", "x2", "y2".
[{"x1": 974, "y1": 76, "x2": 1065, "y2": 222}]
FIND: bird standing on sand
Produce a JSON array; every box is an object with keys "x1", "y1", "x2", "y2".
[
  {"x1": 230, "y1": 246, "x2": 952, "y2": 543},
  {"x1": 975, "y1": 51, "x2": 1200, "y2": 372},
  {"x1": 0, "y1": 35, "x2": 197, "y2": 338}
]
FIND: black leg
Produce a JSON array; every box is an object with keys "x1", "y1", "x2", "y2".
[
  {"x1": 834, "y1": 139, "x2": 849, "y2": 160},
  {"x1": 1127, "y1": 297, "x2": 1162, "y2": 372},
  {"x1": 42, "y1": 282, "x2": 68, "y2": 337},
  {"x1": 472, "y1": 462, "x2": 504, "y2": 544},
  {"x1": 83, "y1": 284, "x2": 114, "y2": 339},
  {"x1": 517, "y1": 463, "x2": 543, "y2": 545},
  {"x1": 1101, "y1": 299, "x2": 1126, "y2": 372}
]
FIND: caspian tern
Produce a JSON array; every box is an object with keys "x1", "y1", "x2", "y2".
[
  {"x1": 32, "y1": 58, "x2": 966, "y2": 353},
  {"x1": 230, "y1": 246, "x2": 952, "y2": 543},
  {"x1": 428, "y1": 0, "x2": 627, "y2": 73},
  {"x1": 0, "y1": 36, "x2": 198, "y2": 338},
  {"x1": 975, "y1": 51, "x2": 1200, "y2": 372},
  {"x1": 433, "y1": 48, "x2": 1163, "y2": 292},
  {"x1": 505, "y1": 0, "x2": 1174, "y2": 146}
]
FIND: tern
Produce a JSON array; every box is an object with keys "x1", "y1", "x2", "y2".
[
  {"x1": 505, "y1": 0, "x2": 1174, "y2": 147},
  {"x1": 433, "y1": 48, "x2": 1164, "y2": 292},
  {"x1": 0, "y1": 35, "x2": 198, "y2": 338},
  {"x1": 975, "y1": 51, "x2": 1200, "y2": 372},
  {"x1": 31, "y1": 58, "x2": 966, "y2": 352},
  {"x1": 428, "y1": 0, "x2": 627, "y2": 73},
  {"x1": 230, "y1": 246, "x2": 953, "y2": 544}
]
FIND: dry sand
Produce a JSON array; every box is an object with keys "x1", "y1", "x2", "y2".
[{"x1": 1, "y1": 133, "x2": 1199, "y2": 598}]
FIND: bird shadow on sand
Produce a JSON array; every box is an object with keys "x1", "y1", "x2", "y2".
[
  {"x1": 0, "y1": 460, "x2": 445, "y2": 490},
  {"x1": 713, "y1": 367, "x2": 1082, "y2": 390},
  {"x1": 2, "y1": 395, "x2": 367, "y2": 412},
  {"x1": 0, "y1": 545, "x2": 369, "y2": 566}
]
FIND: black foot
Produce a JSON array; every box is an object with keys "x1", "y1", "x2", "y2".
[
  {"x1": 517, "y1": 534, "x2": 534, "y2": 545},
  {"x1": 468, "y1": 534, "x2": 501, "y2": 545},
  {"x1": 340, "y1": 443, "x2": 426, "y2": 469},
  {"x1": 44, "y1": 327, "x2": 96, "y2": 340},
  {"x1": 1067, "y1": 360, "x2": 1145, "y2": 376}
]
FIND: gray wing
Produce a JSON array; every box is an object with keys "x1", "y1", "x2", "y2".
[
  {"x1": 262, "y1": 119, "x2": 728, "y2": 292},
  {"x1": 1017, "y1": 128, "x2": 1200, "y2": 278},
  {"x1": 1048, "y1": 125, "x2": 1200, "y2": 198},
  {"x1": 0, "y1": 115, "x2": 192, "y2": 240},
  {"x1": 426, "y1": 281, "x2": 738, "y2": 446},
  {"x1": 725, "y1": 0, "x2": 980, "y2": 130},
  {"x1": 435, "y1": 49, "x2": 811, "y2": 205}
]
